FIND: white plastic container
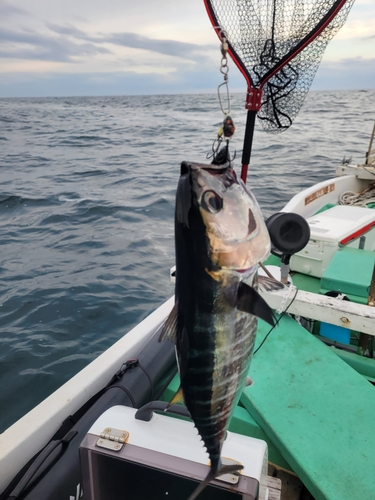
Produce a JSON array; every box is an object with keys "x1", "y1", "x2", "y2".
[
  {"x1": 80, "y1": 405, "x2": 269, "y2": 500},
  {"x1": 290, "y1": 205, "x2": 375, "y2": 278}
]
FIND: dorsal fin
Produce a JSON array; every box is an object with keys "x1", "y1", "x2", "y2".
[
  {"x1": 176, "y1": 163, "x2": 192, "y2": 227},
  {"x1": 159, "y1": 302, "x2": 179, "y2": 344}
]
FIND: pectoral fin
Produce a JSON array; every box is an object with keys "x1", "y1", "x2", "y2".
[{"x1": 237, "y1": 282, "x2": 275, "y2": 326}]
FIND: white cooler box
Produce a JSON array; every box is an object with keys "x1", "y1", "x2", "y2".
[
  {"x1": 79, "y1": 405, "x2": 269, "y2": 500},
  {"x1": 290, "y1": 205, "x2": 375, "y2": 278}
]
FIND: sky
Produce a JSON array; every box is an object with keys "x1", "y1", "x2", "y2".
[{"x1": 0, "y1": 0, "x2": 374, "y2": 98}]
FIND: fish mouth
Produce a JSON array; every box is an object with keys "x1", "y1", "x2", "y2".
[{"x1": 234, "y1": 265, "x2": 257, "y2": 275}]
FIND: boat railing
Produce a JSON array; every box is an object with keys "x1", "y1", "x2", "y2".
[{"x1": 260, "y1": 286, "x2": 375, "y2": 338}]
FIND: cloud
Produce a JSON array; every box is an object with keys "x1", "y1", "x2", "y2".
[
  {"x1": 0, "y1": 26, "x2": 112, "y2": 62},
  {"x1": 0, "y1": 18, "x2": 215, "y2": 70},
  {"x1": 45, "y1": 23, "x2": 90, "y2": 40},
  {"x1": 104, "y1": 32, "x2": 215, "y2": 60},
  {"x1": 0, "y1": 1, "x2": 28, "y2": 17},
  {"x1": 0, "y1": 1, "x2": 373, "y2": 98},
  {"x1": 312, "y1": 57, "x2": 375, "y2": 90},
  {"x1": 0, "y1": 65, "x2": 222, "y2": 98},
  {"x1": 46, "y1": 22, "x2": 215, "y2": 60}
]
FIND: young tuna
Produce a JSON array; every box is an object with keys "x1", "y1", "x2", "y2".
[{"x1": 160, "y1": 161, "x2": 277, "y2": 500}]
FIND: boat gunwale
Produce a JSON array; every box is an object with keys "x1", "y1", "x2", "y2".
[
  {"x1": 281, "y1": 173, "x2": 370, "y2": 218},
  {"x1": 0, "y1": 296, "x2": 174, "y2": 494}
]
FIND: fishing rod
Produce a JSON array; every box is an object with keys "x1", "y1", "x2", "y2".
[{"x1": 204, "y1": 0, "x2": 355, "y2": 183}]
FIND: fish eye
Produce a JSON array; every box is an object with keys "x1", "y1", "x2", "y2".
[{"x1": 201, "y1": 190, "x2": 223, "y2": 214}]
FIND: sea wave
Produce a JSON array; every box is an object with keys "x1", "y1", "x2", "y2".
[{"x1": 0, "y1": 89, "x2": 374, "y2": 431}]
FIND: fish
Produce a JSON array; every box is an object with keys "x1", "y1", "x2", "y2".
[{"x1": 160, "y1": 160, "x2": 279, "y2": 500}]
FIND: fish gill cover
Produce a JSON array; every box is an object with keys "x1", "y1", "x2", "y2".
[{"x1": 205, "y1": 0, "x2": 355, "y2": 133}]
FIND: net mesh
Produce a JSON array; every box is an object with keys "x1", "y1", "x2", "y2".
[{"x1": 208, "y1": 0, "x2": 354, "y2": 133}]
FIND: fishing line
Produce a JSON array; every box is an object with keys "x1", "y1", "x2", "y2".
[{"x1": 253, "y1": 285, "x2": 299, "y2": 355}]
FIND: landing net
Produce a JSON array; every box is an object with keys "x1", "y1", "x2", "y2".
[{"x1": 205, "y1": 0, "x2": 355, "y2": 133}]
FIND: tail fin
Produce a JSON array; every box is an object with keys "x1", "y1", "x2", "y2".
[{"x1": 187, "y1": 464, "x2": 243, "y2": 500}]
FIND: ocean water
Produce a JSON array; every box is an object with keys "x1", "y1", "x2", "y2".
[{"x1": 0, "y1": 89, "x2": 374, "y2": 433}]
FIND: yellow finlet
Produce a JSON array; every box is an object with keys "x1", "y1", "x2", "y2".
[{"x1": 167, "y1": 386, "x2": 185, "y2": 409}]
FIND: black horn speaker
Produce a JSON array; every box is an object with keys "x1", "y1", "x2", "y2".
[{"x1": 266, "y1": 212, "x2": 310, "y2": 257}]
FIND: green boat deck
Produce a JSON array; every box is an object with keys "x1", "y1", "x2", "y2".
[
  {"x1": 161, "y1": 314, "x2": 375, "y2": 499},
  {"x1": 266, "y1": 248, "x2": 375, "y2": 370},
  {"x1": 244, "y1": 315, "x2": 375, "y2": 500}
]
